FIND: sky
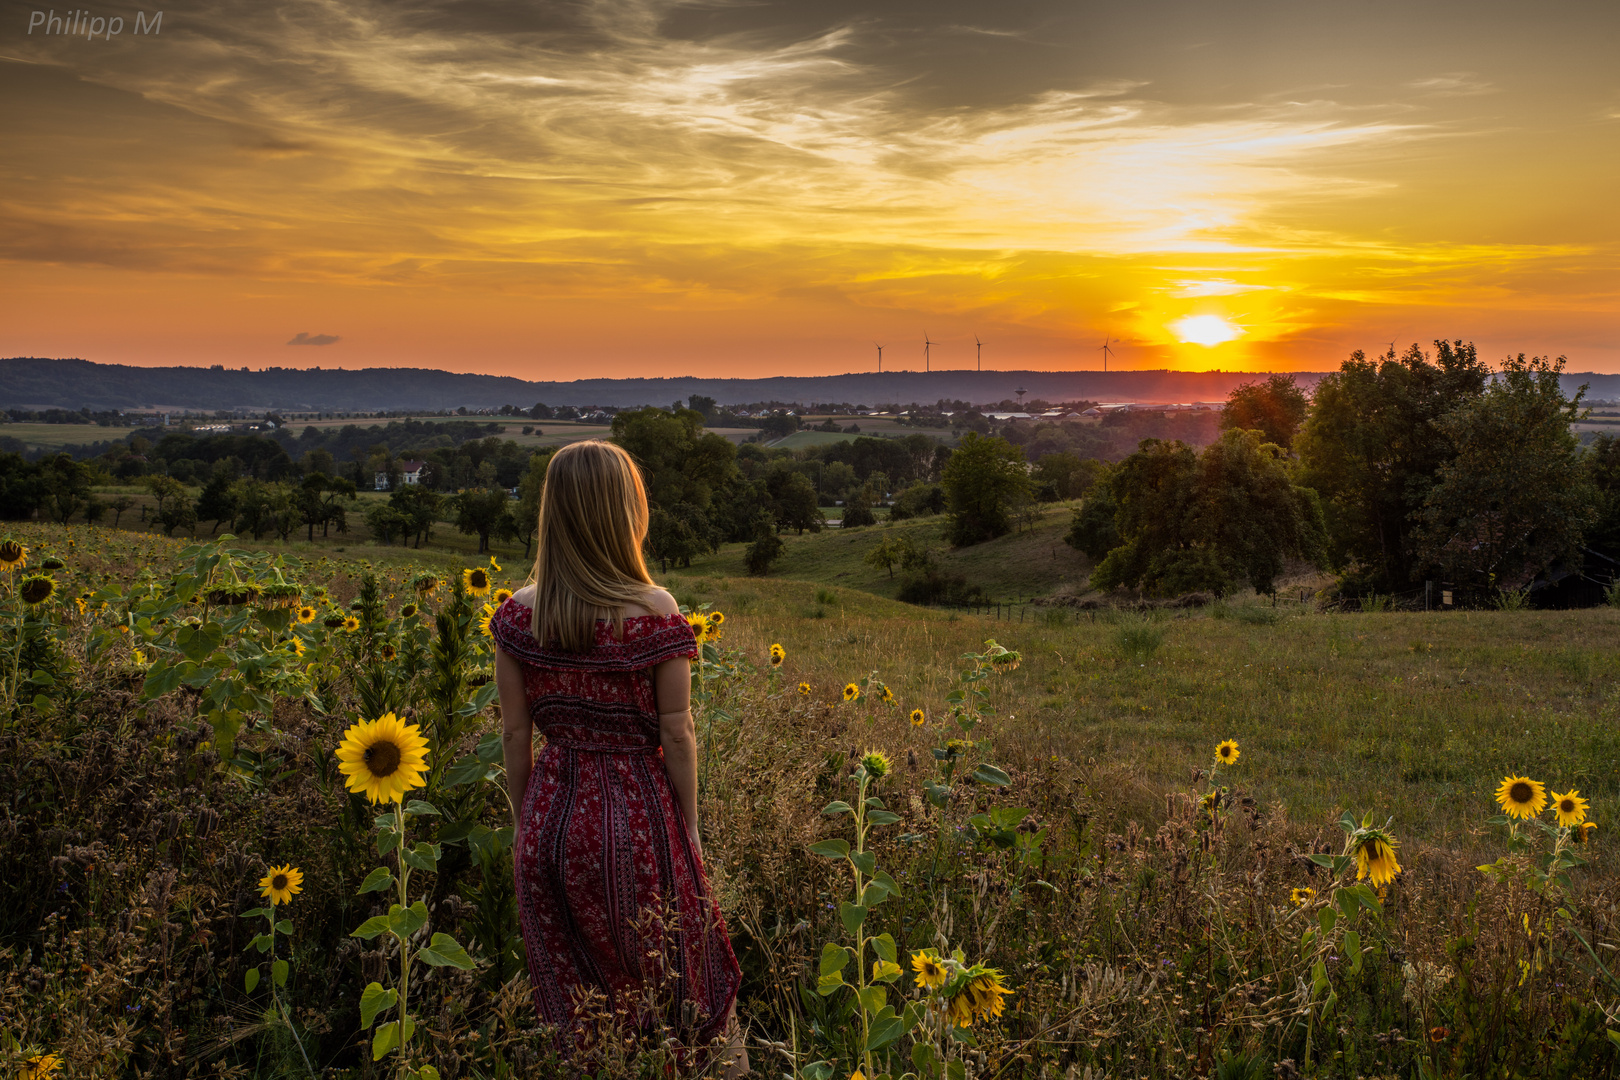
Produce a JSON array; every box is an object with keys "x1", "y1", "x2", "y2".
[{"x1": 1, "y1": 0, "x2": 1616, "y2": 377}]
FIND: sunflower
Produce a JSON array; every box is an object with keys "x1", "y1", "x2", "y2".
[
  {"x1": 1289, "y1": 886, "x2": 1315, "y2": 907},
  {"x1": 1215, "y1": 739, "x2": 1240, "y2": 765},
  {"x1": 18, "y1": 574, "x2": 56, "y2": 607},
  {"x1": 488, "y1": 555, "x2": 502, "y2": 572},
  {"x1": 1551, "y1": 789, "x2": 1589, "y2": 828},
  {"x1": 296, "y1": 605, "x2": 317, "y2": 624},
  {"x1": 400, "y1": 603, "x2": 418, "y2": 619},
  {"x1": 911, "y1": 951, "x2": 948, "y2": 989},
  {"x1": 946, "y1": 992, "x2": 975, "y2": 1028},
  {"x1": 478, "y1": 603, "x2": 496, "y2": 636},
  {"x1": 1495, "y1": 775, "x2": 1547, "y2": 820},
  {"x1": 964, "y1": 970, "x2": 1011, "y2": 1021},
  {"x1": 493, "y1": 587, "x2": 514, "y2": 605},
  {"x1": 910, "y1": 708, "x2": 926, "y2": 727},
  {"x1": 412, "y1": 574, "x2": 441, "y2": 594},
  {"x1": 842, "y1": 682, "x2": 860, "y2": 703},
  {"x1": 880, "y1": 685, "x2": 895, "y2": 705},
  {"x1": 0, "y1": 539, "x2": 27, "y2": 572},
  {"x1": 335, "y1": 713, "x2": 431, "y2": 803},
  {"x1": 798, "y1": 682, "x2": 811, "y2": 696},
  {"x1": 131, "y1": 649, "x2": 148, "y2": 667},
  {"x1": 1354, "y1": 831, "x2": 1402, "y2": 887},
  {"x1": 1574, "y1": 821, "x2": 1599, "y2": 845},
  {"x1": 703, "y1": 614, "x2": 724, "y2": 642},
  {"x1": 258, "y1": 864, "x2": 304, "y2": 905},
  {"x1": 281, "y1": 638, "x2": 306, "y2": 658},
  {"x1": 685, "y1": 612, "x2": 709, "y2": 638},
  {"x1": 769, "y1": 643, "x2": 785, "y2": 667},
  {"x1": 463, "y1": 567, "x2": 492, "y2": 596},
  {"x1": 860, "y1": 750, "x2": 891, "y2": 778},
  {"x1": 20, "y1": 1055, "x2": 61, "y2": 1079},
  {"x1": 381, "y1": 643, "x2": 398, "y2": 661},
  {"x1": 1429, "y1": 1026, "x2": 1448, "y2": 1044},
  {"x1": 342, "y1": 615, "x2": 361, "y2": 633},
  {"x1": 708, "y1": 610, "x2": 725, "y2": 627}
]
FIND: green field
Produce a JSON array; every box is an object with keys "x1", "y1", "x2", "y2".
[{"x1": 0, "y1": 422, "x2": 129, "y2": 450}]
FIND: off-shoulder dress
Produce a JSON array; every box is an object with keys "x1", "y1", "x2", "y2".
[{"x1": 489, "y1": 598, "x2": 741, "y2": 1046}]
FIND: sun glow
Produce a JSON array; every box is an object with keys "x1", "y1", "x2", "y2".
[{"x1": 1171, "y1": 315, "x2": 1244, "y2": 347}]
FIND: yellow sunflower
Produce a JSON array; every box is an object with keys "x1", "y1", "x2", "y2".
[
  {"x1": 342, "y1": 615, "x2": 361, "y2": 633},
  {"x1": 965, "y1": 970, "x2": 1011, "y2": 1021},
  {"x1": 769, "y1": 643, "x2": 786, "y2": 667},
  {"x1": 478, "y1": 603, "x2": 496, "y2": 636},
  {"x1": 381, "y1": 643, "x2": 398, "y2": 661},
  {"x1": 493, "y1": 587, "x2": 514, "y2": 605},
  {"x1": 708, "y1": 610, "x2": 726, "y2": 627},
  {"x1": 911, "y1": 951, "x2": 948, "y2": 989},
  {"x1": 281, "y1": 638, "x2": 306, "y2": 658},
  {"x1": 880, "y1": 685, "x2": 895, "y2": 705},
  {"x1": 463, "y1": 567, "x2": 492, "y2": 596},
  {"x1": 798, "y1": 682, "x2": 811, "y2": 696},
  {"x1": 1551, "y1": 789, "x2": 1589, "y2": 828},
  {"x1": 335, "y1": 713, "x2": 431, "y2": 804},
  {"x1": 400, "y1": 603, "x2": 418, "y2": 619},
  {"x1": 946, "y1": 992, "x2": 975, "y2": 1028},
  {"x1": 258, "y1": 864, "x2": 304, "y2": 905},
  {"x1": 842, "y1": 682, "x2": 860, "y2": 703},
  {"x1": 1215, "y1": 740, "x2": 1240, "y2": 765},
  {"x1": 0, "y1": 540, "x2": 28, "y2": 572},
  {"x1": 910, "y1": 708, "x2": 926, "y2": 727},
  {"x1": 1355, "y1": 832, "x2": 1402, "y2": 887},
  {"x1": 488, "y1": 555, "x2": 502, "y2": 572},
  {"x1": 20, "y1": 1055, "x2": 61, "y2": 1079},
  {"x1": 686, "y1": 612, "x2": 709, "y2": 638},
  {"x1": 296, "y1": 605, "x2": 317, "y2": 624},
  {"x1": 1574, "y1": 821, "x2": 1599, "y2": 845},
  {"x1": 1495, "y1": 775, "x2": 1547, "y2": 820},
  {"x1": 1289, "y1": 886, "x2": 1315, "y2": 907},
  {"x1": 18, "y1": 574, "x2": 56, "y2": 607}
]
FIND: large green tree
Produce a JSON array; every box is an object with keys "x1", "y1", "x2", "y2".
[
  {"x1": 1221, "y1": 373, "x2": 1311, "y2": 449},
  {"x1": 940, "y1": 433, "x2": 1030, "y2": 546}
]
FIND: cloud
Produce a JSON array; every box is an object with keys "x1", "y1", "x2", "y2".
[{"x1": 287, "y1": 332, "x2": 340, "y2": 346}]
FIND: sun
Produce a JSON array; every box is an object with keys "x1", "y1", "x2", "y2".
[{"x1": 1171, "y1": 314, "x2": 1243, "y2": 347}]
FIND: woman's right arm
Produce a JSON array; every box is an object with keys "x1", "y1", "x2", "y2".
[{"x1": 495, "y1": 646, "x2": 533, "y2": 826}]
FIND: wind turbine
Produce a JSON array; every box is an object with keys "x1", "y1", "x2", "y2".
[
  {"x1": 924, "y1": 332, "x2": 937, "y2": 373},
  {"x1": 1099, "y1": 337, "x2": 1115, "y2": 373},
  {"x1": 875, "y1": 343, "x2": 884, "y2": 373},
  {"x1": 975, "y1": 335, "x2": 983, "y2": 372}
]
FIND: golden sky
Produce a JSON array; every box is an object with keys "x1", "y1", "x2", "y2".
[{"x1": 1, "y1": 0, "x2": 1617, "y2": 376}]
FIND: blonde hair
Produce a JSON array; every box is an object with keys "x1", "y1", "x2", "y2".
[{"x1": 527, "y1": 440, "x2": 657, "y2": 652}]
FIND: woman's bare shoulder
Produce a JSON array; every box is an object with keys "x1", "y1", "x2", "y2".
[
  {"x1": 511, "y1": 583, "x2": 538, "y2": 606},
  {"x1": 622, "y1": 588, "x2": 680, "y2": 619}
]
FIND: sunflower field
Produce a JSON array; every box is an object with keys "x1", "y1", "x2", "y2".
[{"x1": 5, "y1": 521, "x2": 1620, "y2": 1079}]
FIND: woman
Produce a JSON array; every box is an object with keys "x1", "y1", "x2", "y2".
[{"x1": 490, "y1": 440, "x2": 745, "y2": 1071}]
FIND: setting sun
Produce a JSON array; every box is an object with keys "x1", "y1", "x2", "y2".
[{"x1": 1172, "y1": 316, "x2": 1244, "y2": 348}]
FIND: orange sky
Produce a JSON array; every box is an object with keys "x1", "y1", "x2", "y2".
[{"x1": 1, "y1": 0, "x2": 1617, "y2": 377}]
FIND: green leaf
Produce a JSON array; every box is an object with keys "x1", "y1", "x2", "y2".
[
  {"x1": 1311, "y1": 959, "x2": 1329, "y2": 999},
  {"x1": 947, "y1": 1060, "x2": 967, "y2": 1080},
  {"x1": 861, "y1": 880, "x2": 892, "y2": 908},
  {"x1": 403, "y1": 800, "x2": 440, "y2": 817},
  {"x1": 1307, "y1": 853, "x2": 1337, "y2": 869},
  {"x1": 1608, "y1": 1029, "x2": 1620, "y2": 1050},
  {"x1": 271, "y1": 959, "x2": 289, "y2": 987},
  {"x1": 866, "y1": 810, "x2": 902, "y2": 826},
  {"x1": 839, "y1": 902, "x2": 868, "y2": 937},
  {"x1": 358, "y1": 867, "x2": 395, "y2": 895},
  {"x1": 872, "y1": 933, "x2": 897, "y2": 965},
  {"x1": 351, "y1": 915, "x2": 392, "y2": 941},
  {"x1": 376, "y1": 828, "x2": 401, "y2": 856},
  {"x1": 417, "y1": 933, "x2": 476, "y2": 970},
  {"x1": 971, "y1": 763, "x2": 1011, "y2": 787},
  {"x1": 850, "y1": 850, "x2": 877, "y2": 877},
  {"x1": 372, "y1": 1020, "x2": 400, "y2": 1061},
  {"x1": 441, "y1": 755, "x2": 490, "y2": 789},
  {"x1": 808, "y1": 839, "x2": 851, "y2": 859},
  {"x1": 252, "y1": 933, "x2": 274, "y2": 954},
  {"x1": 244, "y1": 967, "x2": 260, "y2": 993},
  {"x1": 360, "y1": 982, "x2": 397, "y2": 1029},
  {"x1": 401, "y1": 842, "x2": 441, "y2": 873},
  {"x1": 239, "y1": 906, "x2": 272, "y2": 921},
  {"x1": 815, "y1": 970, "x2": 845, "y2": 996},
  {"x1": 275, "y1": 920, "x2": 292, "y2": 935},
  {"x1": 1344, "y1": 930, "x2": 1363, "y2": 974},
  {"x1": 1323, "y1": 990, "x2": 1338, "y2": 1018},
  {"x1": 913, "y1": 1041, "x2": 938, "y2": 1074},
  {"x1": 176, "y1": 622, "x2": 225, "y2": 663},
  {"x1": 388, "y1": 901, "x2": 429, "y2": 939},
  {"x1": 821, "y1": 800, "x2": 855, "y2": 817},
  {"x1": 475, "y1": 731, "x2": 504, "y2": 764},
  {"x1": 866, "y1": 1005, "x2": 905, "y2": 1051},
  {"x1": 1337, "y1": 887, "x2": 1360, "y2": 923},
  {"x1": 856, "y1": 985, "x2": 887, "y2": 1014},
  {"x1": 820, "y1": 942, "x2": 851, "y2": 976},
  {"x1": 1318, "y1": 907, "x2": 1337, "y2": 935}
]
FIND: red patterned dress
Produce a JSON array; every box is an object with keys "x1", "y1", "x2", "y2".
[{"x1": 490, "y1": 599, "x2": 741, "y2": 1047}]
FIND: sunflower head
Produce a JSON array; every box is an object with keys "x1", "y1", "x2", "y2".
[
  {"x1": 798, "y1": 682, "x2": 811, "y2": 697},
  {"x1": 911, "y1": 950, "x2": 948, "y2": 990},
  {"x1": 21, "y1": 1055, "x2": 62, "y2": 1079},
  {"x1": 1354, "y1": 831, "x2": 1402, "y2": 887},
  {"x1": 40, "y1": 556, "x2": 65, "y2": 571},
  {"x1": 493, "y1": 587, "x2": 515, "y2": 605},
  {"x1": 1574, "y1": 821, "x2": 1599, "y2": 845},
  {"x1": 400, "y1": 602, "x2": 418, "y2": 619},
  {"x1": 488, "y1": 555, "x2": 502, "y2": 572},
  {"x1": 478, "y1": 604, "x2": 496, "y2": 636},
  {"x1": 880, "y1": 685, "x2": 895, "y2": 705},
  {"x1": 463, "y1": 567, "x2": 492, "y2": 596},
  {"x1": 910, "y1": 708, "x2": 926, "y2": 727},
  {"x1": 685, "y1": 612, "x2": 708, "y2": 638},
  {"x1": 1496, "y1": 775, "x2": 1547, "y2": 820},
  {"x1": 381, "y1": 643, "x2": 398, "y2": 661},
  {"x1": 0, "y1": 540, "x2": 27, "y2": 571},
  {"x1": 281, "y1": 638, "x2": 306, "y2": 658},
  {"x1": 769, "y1": 643, "x2": 785, "y2": 667},
  {"x1": 1289, "y1": 886, "x2": 1315, "y2": 908},
  {"x1": 708, "y1": 610, "x2": 725, "y2": 627},
  {"x1": 1215, "y1": 739, "x2": 1240, "y2": 765},
  {"x1": 18, "y1": 574, "x2": 56, "y2": 607},
  {"x1": 412, "y1": 574, "x2": 441, "y2": 594},
  {"x1": 342, "y1": 615, "x2": 360, "y2": 633},
  {"x1": 965, "y1": 970, "x2": 1011, "y2": 1021},
  {"x1": 323, "y1": 613, "x2": 348, "y2": 629},
  {"x1": 335, "y1": 713, "x2": 431, "y2": 803},
  {"x1": 842, "y1": 682, "x2": 860, "y2": 703},
  {"x1": 258, "y1": 864, "x2": 304, "y2": 905},
  {"x1": 1551, "y1": 789, "x2": 1589, "y2": 828},
  {"x1": 296, "y1": 605, "x2": 317, "y2": 624},
  {"x1": 859, "y1": 749, "x2": 891, "y2": 779}
]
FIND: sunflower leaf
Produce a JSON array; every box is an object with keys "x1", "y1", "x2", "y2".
[
  {"x1": 389, "y1": 901, "x2": 429, "y2": 939},
  {"x1": 1343, "y1": 930, "x2": 1363, "y2": 974},
  {"x1": 275, "y1": 920, "x2": 292, "y2": 935},
  {"x1": 271, "y1": 959, "x2": 289, "y2": 987},
  {"x1": 417, "y1": 933, "x2": 476, "y2": 970},
  {"x1": 351, "y1": 915, "x2": 392, "y2": 941},
  {"x1": 244, "y1": 968, "x2": 260, "y2": 993},
  {"x1": 475, "y1": 731, "x2": 505, "y2": 764},
  {"x1": 808, "y1": 839, "x2": 850, "y2": 859},
  {"x1": 867, "y1": 810, "x2": 903, "y2": 826},
  {"x1": 401, "y1": 842, "x2": 441, "y2": 873},
  {"x1": 404, "y1": 800, "x2": 440, "y2": 817},
  {"x1": 972, "y1": 764, "x2": 1012, "y2": 787},
  {"x1": 239, "y1": 907, "x2": 271, "y2": 921},
  {"x1": 372, "y1": 1020, "x2": 400, "y2": 1061},
  {"x1": 866, "y1": 1005, "x2": 905, "y2": 1051},
  {"x1": 441, "y1": 756, "x2": 489, "y2": 790},
  {"x1": 376, "y1": 828, "x2": 401, "y2": 856},
  {"x1": 821, "y1": 801, "x2": 854, "y2": 817},
  {"x1": 839, "y1": 902, "x2": 868, "y2": 937},
  {"x1": 850, "y1": 850, "x2": 877, "y2": 876},
  {"x1": 872, "y1": 933, "x2": 897, "y2": 965},
  {"x1": 359, "y1": 982, "x2": 397, "y2": 1029},
  {"x1": 358, "y1": 867, "x2": 395, "y2": 895}
]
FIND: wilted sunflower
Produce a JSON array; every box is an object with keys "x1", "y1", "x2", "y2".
[
  {"x1": 296, "y1": 605, "x2": 317, "y2": 624},
  {"x1": 1551, "y1": 789, "x2": 1589, "y2": 828},
  {"x1": 842, "y1": 682, "x2": 860, "y2": 703},
  {"x1": 911, "y1": 951, "x2": 948, "y2": 989},
  {"x1": 703, "y1": 614, "x2": 724, "y2": 642},
  {"x1": 342, "y1": 615, "x2": 361, "y2": 633},
  {"x1": 964, "y1": 969, "x2": 1011, "y2": 1022},
  {"x1": 18, "y1": 574, "x2": 56, "y2": 607},
  {"x1": 910, "y1": 708, "x2": 926, "y2": 727},
  {"x1": 20, "y1": 1054, "x2": 61, "y2": 1079},
  {"x1": 0, "y1": 539, "x2": 28, "y2": 572},
  {"x1": 1495, "y1": 775, "x2": 1547, "y2": 820},
  {"x1": 463, "y1": 567, "x2": 492, "y2": 596},
  {"x1": 860, "y1": 750, "x2": 891, "y2": 779},
  {"x1": 769, "y1": 643, "x2": 785, "y2": 667},
  {"x1": 488, "y1": 555, "x2": 502, "y2": 572},
  {"x1": 946, "y1": 992, "x2": 975, "y2": 1028},
  {"x1": 336, "y1": 713, "x2": 430, "y2": 803},
  {"x1": 798, "y1": 682, "x2": 811, "y2": 696},
  {"x1": 1355, "y1": 831, "x2": 1402, "y2": 887},
  {"x1": 1289, "y1": 886, "x2": 1315, "y2": 907},
  {"x1": 1215, "y1": 740, "x2": 1240, "y2": 765},
  {"x1": 412, "y1": 574, "x2": 441, "y2": 594},
  {"x1": 258, "y1": 864, "x2": 304, "y2": 905},
  {"x1": 381, "y1": 643, "x2": 398, "y2": 661},
  {"x1": 493, "y1": 587, "x2": 514, "y2": 605}
]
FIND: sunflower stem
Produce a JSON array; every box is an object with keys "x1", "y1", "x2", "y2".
[{"x1": 394, "y1": 799, "x2": 412, "y2": 1076}]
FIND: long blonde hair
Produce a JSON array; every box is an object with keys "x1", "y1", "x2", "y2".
[{"x1": 527, "y1": 440, "x2": 656, "y2": 651}]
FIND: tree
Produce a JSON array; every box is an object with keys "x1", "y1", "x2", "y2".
[
  {"x1": 155, "y1": 499, "x2": 198, "y2": 537},
  {"x1": 107, "y1": 494, "x2": 136, "y2": 528},
  {"x1": 1091, "y1": 431, "x2": 1326, "y2": 597},
  {"x1": 864, "y1": 535, "x2": 906, "y2": 579},
  {"x1": 364, "y1": 502, "x2": 411, "y2": 546},
  {"x1": 841, "y1": 492, "x2": 877, "y2": 528},
  {"x1": 513, "y1": 450, "x2": 552, "y2": 557},
  {"x1": 451, "y1": 487, "x2": 511, "y2": 553},
  {"x1": 389, "y1": 485, "x2": 442, "y2": 548},
  {"x1": 1065, "y1": 475, "x2": 1119, "y2": 560},
  {"x1": 1033, "y1": 452, "x2": 1102, "y2": 501},
  {"x1": 1413, "y1": 355, "x2": 1593, "y2": 592},
  {"x1": 195, "y1": 474, "x2": 238, "y2": 535},
  {"x1": 767, "y1": 468, "x2": 823, "y2": 534},
  {"x1": 940, "y1": 433, "x2": 1030, "y2": 547},
  {"x1": 1295, "y1": 341, "x2": 1491, "y2": 592},
  {"x1": 744, "y1": 514, "x2": 784, "y2": 575},
  {"x1": 647, "y1": 505, "x2": 707, "y2": 571},
  {"x1": 40, "y1": 455, "x2": 94, "y2": 525},
  {"x1": 888, "y1": 483, "x2": 946, "y2": 521},
  {"x1": 143, "y1": 474, "x2": 187, "y2": 517},
  {"x1": 1221, "y1": 374, "x2": 1311, "y2": 449}
]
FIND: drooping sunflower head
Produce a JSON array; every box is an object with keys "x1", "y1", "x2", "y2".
[
  {"x1": 18, "y1": 574, "x2": 56, "y2": 607},
  {"x1": 281, "y1": 638, "x2": 306, "y2": 658},
  {"x1": 798, "y1": 682, "x2": 811, "y2": 697},
  {"x1": 1215, "y1": 739, "x2": 1240, "y2": 765},
  {"x1": 703, "y1": 614, "x2": 724, "y2": 641},
  {"x1": 335, "y1": 713, "x2": 431, "y2": 803},
  {"x1": 21, "y1": 1054, "x2": 62, "y2": 1079},
  {"x1": 258, "y1": 864, "x2": 304, "y2": 905},
  {"x1": 1551, "y1": 789, "x2": 1589, "y2": 828},
  {"x1": 1354, "y1": 831, "x2": 1402, "y2": 887},
  {"x1": 910, "y1": 708, "x2": 926, "y2": 727},
  {"x1": 946, "y1": 991, "x2": 975, "y2": 1029},
  {"x1": 463, "y1": 567, "x2": 492, "y2": 596},
  {"x1": 769, "y1": 643, "x2": 785, "y2": 667},
  {"x1": 40, "y1": 556, "x2": 65, "y2": 571},
  {"x1": 488, "y1": 555, "x2": 502, "y2": 572},
  {"x1": 493, "y1": 587, "x2": 514, "y2": 605},
  {"x1": 342, "y1": 615, "x2": 361, "y2": 633},
  {"x1": 911, "y1": 950, "x2": 948, "y2": 990},
  {"x1": 965, "y1": 970, "x2": 1011, "y2": 1021},
  {"x1": 1495, "y1": 775, "x2": 1547, "y2": 820},
  {"x1": 381, "y1": 643, "x2": 398, "y2": 662},
  {"x1": 1574, "y1": 821, "x2": 1599, "y2": 845},
  {"x1": 860, "y1": 749, "x2": 891, "y2": 779},
  {"x1": 842, "y1": 682, "x2": 860, "y2": 703},
  {"x1": 0, "y1": 539, "x2": 28, "y2": 571},
  {"x1": 296, "y1": 605, "x2": 317, "y2": 624},
  {"x1": 1289, "y1": 886, "x2": 1316, "y2": 908},
  {"x1": 412, "y1": 573, "x2": 441, "y2": 594}
]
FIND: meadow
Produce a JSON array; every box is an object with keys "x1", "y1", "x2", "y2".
[{"x1": 4, "y1": 520, "x2": 1620, "y2": 1079}]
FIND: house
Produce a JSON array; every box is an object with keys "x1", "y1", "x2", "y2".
[{"x1": 375, "y1": 460, "x2": 428, "y2": 491}]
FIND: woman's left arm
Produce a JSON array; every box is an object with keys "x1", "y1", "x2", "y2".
[{"x1": 495, "y1": 646, "x2": 533, "y2": 827}]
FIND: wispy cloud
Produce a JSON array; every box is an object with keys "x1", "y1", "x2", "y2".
[{"x1": 288, "y1": 332, "x2": 340, "y2": 346}]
